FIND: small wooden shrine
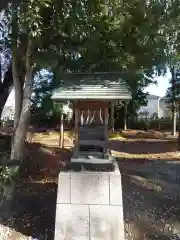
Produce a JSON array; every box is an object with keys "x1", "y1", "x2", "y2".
[
  {"x1": 52, "y1": 73, "x2": 132, "y2": 240},
  {"x1": 51, "y1": 73, "x2": 131, "y2": 164}
]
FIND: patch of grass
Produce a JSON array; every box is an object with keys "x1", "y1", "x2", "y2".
[{"x1": 109, "y1": 131, "x2": 125, "y2": 140}]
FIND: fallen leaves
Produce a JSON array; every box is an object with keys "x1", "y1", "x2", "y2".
[{"x1": 113, "y1": 150, "x2": 180, "y2": 160}]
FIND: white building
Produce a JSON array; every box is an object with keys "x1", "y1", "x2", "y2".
[
  {"x1": 1, "y1": 105, "x2": 15, "y2": 121},
  {"x1": 139, "y1": 94, "x2": 171, "y2": 119}
]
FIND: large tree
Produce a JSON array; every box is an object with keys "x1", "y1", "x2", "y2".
[
  {"x1": 10, "y1": 0, "x2": 56, "y2": 161},
  {"x1": 0, "y1": 0, "x2": 54, "y2": 217},
  {"x1": 38, "y1": 0, "x2": 169, "y2": 118}
]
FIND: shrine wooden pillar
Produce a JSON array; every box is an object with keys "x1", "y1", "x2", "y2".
[
  {"x1": 124, "y1": 101, "x2": 128, "y2": 131},
  {"x1": 59, "y1": 112, "x2": 64, "y2": 148},
  {"x1": 111, "y1": 102, "x2": 115, "y2": 132},
  {"x1": 104, "y1": 106, "x2": 109, "y2": 154},
  {"x1": 74, "y1": 102, "x2": 80, "y2": 157}
]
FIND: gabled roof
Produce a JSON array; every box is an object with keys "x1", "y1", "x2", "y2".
[
  {"x1": 51, "y1": 73, "x2": 132, "y2": 101},
  {"x1": 160, "y1": 96, "x2": 169, "y2": 100}
]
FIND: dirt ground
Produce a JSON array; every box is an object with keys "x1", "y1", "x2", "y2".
[
  {"x1": 1, "y1": 129, "x2": 180, "y2": 239},
  {"x1": 0, "y1": 138, "x2": 72, "y2": 240},
  {"x1": 119, "y1": 159, "x2": 180, "y2": 240}
]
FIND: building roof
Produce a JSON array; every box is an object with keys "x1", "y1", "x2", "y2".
[
  {"x1": 146, "y1": 94, "x2": 169, "y2": 101},
  {"x1": 146, "y1": 94, "x2": 160, "y2": 99},
  {"x1": 51, "y1": 73, "x2": 132, "y2": 101},
  {"x1": 160, "y1": 96, "x2": 169, "y2": 100}
]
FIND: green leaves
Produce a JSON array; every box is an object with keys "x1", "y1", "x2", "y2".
[
  {"x1": 18, "y1": 0, "x2": 52, "y2": 39},
  {"x1": 0, "y1": 165, "x2": 19, "y2": 184}
]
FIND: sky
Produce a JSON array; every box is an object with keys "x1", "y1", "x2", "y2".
[
  {"x1": 5, "y1": 71, "x2": 171, "y2": 107},
  {"x1": 144, "y1": 71, "x2": 171, "y2": 97}
]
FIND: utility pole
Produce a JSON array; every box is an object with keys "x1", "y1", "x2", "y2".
[{"x1": 171, "y1": 67, "x2": 177, "y2": 136}]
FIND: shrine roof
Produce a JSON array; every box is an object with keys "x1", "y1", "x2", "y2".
[{"x1": 51, "y1": 72, "x2": 132, "y2": 101}]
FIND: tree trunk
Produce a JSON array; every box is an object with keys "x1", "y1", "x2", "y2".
[
  {"x1": 11, "y1": 32, "x2": 34, "y2": 161},
  {"x1": 12, "y1": 58, "x2": 23, "y2": 130},
  {"x1": 0, "y1": 2, "x2": 18, "y2": 219},
  {"x1": 0, "y1": 64, "x2": 13, "y2": 118},
  {"x1": 11, "y1": 68, "x2": 33, "y2": 161},
  {"x1": 172, "y1": 104, "x2": 177, "y2": 136},
  {"x1": 0, "y1": 2, "x2": 33, "y2": 219},
  {"x1": 11, "y1": 4, "x2": 33, "y2": 161},
  {"x1": 11, "y1": 3, "x2": 23, "y2": 131}
]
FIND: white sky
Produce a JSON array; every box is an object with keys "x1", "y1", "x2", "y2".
[
  {"x1": 145, "y1": 71, "x2": 171, "y2": 97},
  {"x1": 6, "y1": 72, "x2": 171, "y2": 107}
]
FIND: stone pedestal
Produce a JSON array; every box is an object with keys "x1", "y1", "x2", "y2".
[{"x1": 54, "y1": 162, "x2": 124, "y2": 240}]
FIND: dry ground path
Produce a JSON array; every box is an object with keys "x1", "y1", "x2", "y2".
[{"x1": 0, "y1": 130, "x2": 180, "y2": 239}]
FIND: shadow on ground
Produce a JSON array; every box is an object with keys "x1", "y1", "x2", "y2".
[
  {"x1": 120, "y1": 129, "x2": 168, "y2": 139},
  {"x1": 0, "y1": 142, "x2": 72, "y2": 240},
  {"x1": 118, "y1": 158, "x2": 180, "y2": 240},
  {"x1": 0, "y1": 133, "x2": 180, "y2": 239},
  {"x1": 109, "y1": 139, "x2": 177, "y2": 155}
]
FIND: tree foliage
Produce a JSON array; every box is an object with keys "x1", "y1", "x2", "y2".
[{"x1": 30, "y1": 0, "x2": 172, "y2": 121}]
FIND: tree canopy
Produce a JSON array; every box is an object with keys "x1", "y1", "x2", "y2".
[{"x1": 29, "y1": 0, "x2": 172, "y2": 120}]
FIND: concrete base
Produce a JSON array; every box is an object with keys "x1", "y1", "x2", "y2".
[
  {"x1": 71, "y1": 151, "x2": 114, "y2": 164},
  {"x1": 54, "y1": 162, "x2": 124, "y2": 240}
]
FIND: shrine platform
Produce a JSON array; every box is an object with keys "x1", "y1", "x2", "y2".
[{"x1": 54, "y1": 162, "x2": 125, "y2": 240}]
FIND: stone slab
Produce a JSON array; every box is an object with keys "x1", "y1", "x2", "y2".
[
  {"x1": 71, "y1": 158, "x2": 112, "y2": 164},
  {"x1": 54, "y1": 204, "x2": 89, "y2": 240},
  {"x1": 79, "y1": 140, "x2": 107, "y2": 146},
  {"x1": 110, "y1": 175, "x2": 123, "y2": 205},
  {"x1": 57, "y1": 173, "x2": 70, "y2": 204},
  {"x1": 68, "y1": 162, "x2": 115, "y2": 172},
  {"x1": 54, "y1": 161, "x2": 125, "y2": 240},
  {"x1": 90, "y1": 205, "x2": 124, "y2": 240},
  {"x1": 71, "y1": 173, "x2": 109, "y2": 204}
]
